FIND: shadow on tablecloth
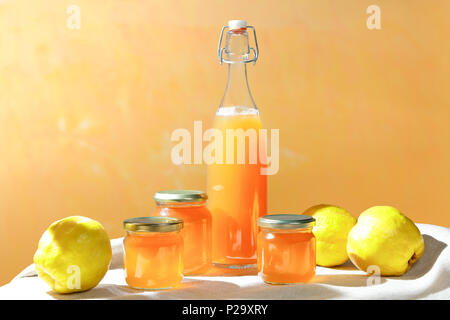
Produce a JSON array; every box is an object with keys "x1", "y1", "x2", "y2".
[{"x1": 400, "y1": 234, "x2": 447, "y2": 280}]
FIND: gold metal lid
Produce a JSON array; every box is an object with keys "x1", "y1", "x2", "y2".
[
  {"x1": 153, "y1": 190, "x2": 207, "y2": 203},
  {"x1": 258, "y1": 214, "x2": 315, "y2": 229},
  {"x1": 123, "y1": 217, "x2": 183, "y2": 232}
]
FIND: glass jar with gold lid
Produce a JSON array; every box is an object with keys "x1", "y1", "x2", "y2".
[
  {"x1": 257, "y1": 214, "x2": 316, "y2": 284},
  {"x1": 152, "y1": 190, "x2": 212, "y2": 275},
  {"x1": 123, "y1": 216, "x2": 184, "y2": 290}
]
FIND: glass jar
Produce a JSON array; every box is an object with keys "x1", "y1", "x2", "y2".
[
  {"x1": 152, "y1": 190, "x2": 212, "y2": 275},
  {"x1": 257, "y1": 214, "x2": 316, "y2": 284},
  {"x1": 123, "y1": 216, "x2": 183, "y2": 290}
]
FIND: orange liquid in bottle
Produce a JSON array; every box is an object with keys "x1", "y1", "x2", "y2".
[
  {"x1": 153, "y1": 203, "x2": 212, "y2": 275},
  {"x1": 123, "y1": 231, "x2": 183, "y2": 289},
  {"x1": 257, "y1": 228, "x2": 316, "y2": 283},
  {"x1": 208, "y1": 108, "x2": 267, "y2": 266}
]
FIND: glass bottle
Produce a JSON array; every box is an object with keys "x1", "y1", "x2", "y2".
[{"x1": 207, "y1": 20, "x2": 267, "y2": 268}]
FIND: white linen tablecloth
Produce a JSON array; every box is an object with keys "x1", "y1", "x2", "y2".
[{"x1": 1, "y1": 223, "x2": 449, "y2": 300}]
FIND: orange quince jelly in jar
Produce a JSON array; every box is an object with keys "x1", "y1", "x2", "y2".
[
  {"x1": 123, "y1": 217, "x2": 184, "y2": 290},
  {"x1": 152, "y1": 190, "x2": 212, "y2": 275},
  {"x1": 257, "y1": 214, "x2": 316, "y2": 284}
]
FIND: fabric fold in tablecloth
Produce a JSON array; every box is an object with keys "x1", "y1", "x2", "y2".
[{"x1": 1, "y1": 223, "x2": 449, "y2": 299}]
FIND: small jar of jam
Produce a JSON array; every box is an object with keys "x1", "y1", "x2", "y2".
[
  {"x1": 257, "y1": 214, "x2": 316, "y2": 284},
  {"x1": 123, "y1": 216, "x2": 183, "y2": 290},
  {"x1": 152, "y1": 190, "x2": 212, "y2": 275}
]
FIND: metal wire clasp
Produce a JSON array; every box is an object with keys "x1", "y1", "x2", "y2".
[{"x1": 217, "y1": 25, "x2": 259, "y2": 65}]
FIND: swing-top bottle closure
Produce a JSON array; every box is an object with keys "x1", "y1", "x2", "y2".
[{"x1": 218, "y1": 20, "x2": 259, "y2": 65}]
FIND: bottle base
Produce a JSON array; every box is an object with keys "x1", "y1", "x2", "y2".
[{"x1": 213, "y1": 262, "x2": 256, "y2": 269}]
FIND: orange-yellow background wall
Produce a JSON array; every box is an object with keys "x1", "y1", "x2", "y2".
[{"x1": 0, "y1": 0, "x2": 449, "y2": 285}]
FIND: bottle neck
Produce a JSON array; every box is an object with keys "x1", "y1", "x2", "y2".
[
  {"x1": 220, "y1": 62, "x2": 256, "y2": 109},
  {"x1": 219, "y1": 29, "x2": 257, "y2": 111}
]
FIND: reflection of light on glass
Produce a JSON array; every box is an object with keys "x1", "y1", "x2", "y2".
[
  {"x1": 266, "y1": 233, "x2": 275, "y2": 240},
  {"x1": 134, "y1": 253, "x2": 144, "y2": 278},
  {"x1": 232, "y1": 230, "x2": 242, "y2": 251},
  {"x1": 258, "y1": 250, "x2": 264, "y2": 277}
]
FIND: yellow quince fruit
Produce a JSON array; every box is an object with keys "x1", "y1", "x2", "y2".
[
  {"x1": 33, "y1": 216, "x2": 112, "y2": 293},
  {"x1": 347, "y1": 206, "x2": 424, "y2": 276},
  {"x1": 304, "y1": 204, "x2": 356, "y2": 267}
]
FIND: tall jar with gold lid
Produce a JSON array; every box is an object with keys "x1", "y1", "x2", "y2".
[{"x1": 152, "y1": 190, "x2": 212, "y2": 275}]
